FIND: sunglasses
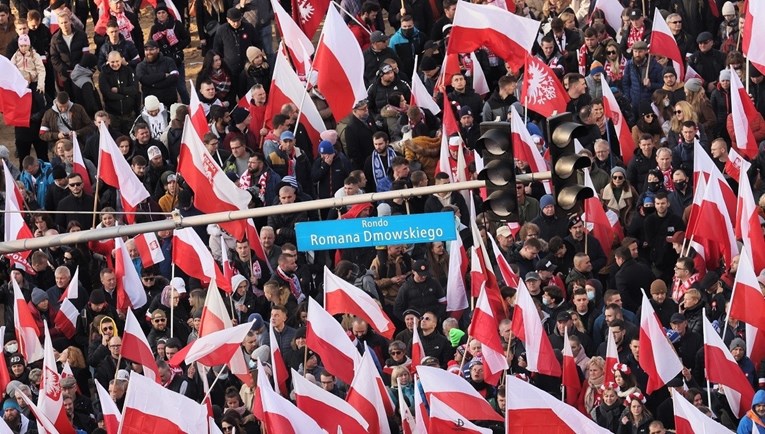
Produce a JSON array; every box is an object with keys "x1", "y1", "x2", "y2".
[
  {"x1": 68, "y1": 182, "x2": 83, "y2": 187},
  {"x1": 674, "y1": 110, "x2": 683, "y2": 114},
  {"x1": 389, "y1": 350, "x2": 403, "y2": 355},
  {"x1": 142, "y1": 277, "x2": 155, "y2": 281},
  {"x1": 153, "y1": 318, "x2": 167, "y2": 323},
  {"x1": 644, "y1": 113, "x2": 654, "y2": 117},
  {"x1": 612, "y1": 175, "x2": 624, "y2": 180},
  {"x1": 607, "y1": 50, "x2": 617, "y2": 54},
  {"x1": 101, "y1": 326, "x2": 113, "y2": 332}
]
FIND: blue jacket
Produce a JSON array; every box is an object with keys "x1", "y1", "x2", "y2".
[
  {"x1": 19, "y1": 160, "x2": 53, "y2": 209},
  {"x1": 737, "y1": 390, "x2": 765, "y2": 434},
  {"x1": 621, "y1": 58, "x2": 663, "y2": 119}
]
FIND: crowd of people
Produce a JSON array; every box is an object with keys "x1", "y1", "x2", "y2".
[{"x1": 1, "y1": 0, "x2": 765, "y2": 432}]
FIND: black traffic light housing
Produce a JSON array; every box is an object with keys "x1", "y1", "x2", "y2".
[
  {"x1": 545, "y1": 113, "x2": 594, "y2": 211},
  {"x1": 475, "y1": 122, "x2": 518, "y2": 222}
]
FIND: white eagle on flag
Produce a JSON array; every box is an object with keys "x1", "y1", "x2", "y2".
[
  {"x1": 296, "y1": 0, "x2": 315, "y2": 23},
  {"x1": 525, "y1": 61, "x2": 559, "y2": 106}
]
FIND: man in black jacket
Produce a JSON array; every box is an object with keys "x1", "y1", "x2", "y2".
[
  {"x1": 394, "y1": 260, "x2": 446, "y2": 321},
  {"x1": 56, "y1": 173, "x2": 95, "y2": 230},
  {"x1": 643, "y1": 192, "x2": 685, "y2": 281},
  {"x1": 213, "y1": 8, "x2": 259, "y2": 94},
  {"x1": 99, "y1": 51, "x2": 139, "y2": 135},
  {"x1": 49, "y1": 11, "x2": 89, "y2": 94},
  {"x1": 613, "y1": 246, "x2": 654, "y2": 313},
  {"x1": 136, "y1": 40, "x2": 179, "y2": 108},
  {"x1": 149, "y1": 3, "x2": 190, "y2": 103},
  {"x1": 344, "y1": 100, "x2": 377, "y2": 170}
]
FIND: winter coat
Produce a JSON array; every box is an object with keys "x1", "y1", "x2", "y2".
[
  {"x1": 482, "y1": 90, "x2": 519, "y2": 123},
  {"x1": 39, "y1": 101, "x2": 93, "y2": 145},
  {"x1": 736, "y1": 390, "x2": 765, "y2": 434},
  {"x1": 311, "y1": 153, "x2": 352, "y2": 199},
  {"x1": 135, "y1": 54, "x2": 179, "y2": 107},
  {"x1": 149, "y1": 16, "x2": 190, "y2": 67},
  {"x1": 621, "y1": 58, "x2": 663, "y2": 119},
  {"x1": 97, "y1": 36, "x2": 141, "y2": 71},
  {"x1": 212, "y1": 21, "x2": 259, "y2": 75},
  {"x1": 11, "y1": 48, "x2": 45, "y2": 90},
  {"x1": 49, "y1": 29, "x2": 89, "y2": 80},
  {"x1": 99, "y1": 65, "x2": 139, "y2": 116},
  {"x1": 70, "y1": 64, "x2": 103, "y2": 117}
]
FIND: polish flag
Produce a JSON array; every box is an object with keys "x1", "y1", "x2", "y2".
[
  {"x1": 510, "y1": 106, "x2": 552, "y2": 194},
  {"x1": 735, "y1": 170, "x2": 765, "y2": 274},
  {"x1": 271, "y1": 0, "x2": 313, "y2": 75},
  {"x1": 746, "y1": 323, "x2": 765, "y2": 376},
  {"x1": 447, "y1": 1, "x2": 539, "y2": 71},
  {"x1": 293, "y1": 368, "x2": 368, "y2": 433},
  {"x1": 198, "y1": 278, "x2": 233, "y2": 338},
  {"x1": 690, "y1": 168, "x2": 738, "y2": 269},
  {"x1": 263, "y1": 47, "x2": 325, "y2": 153},
  {"x1": 252, "y1": 360, "x2": 324, "y2": 434},
  {"x1": 0, "y1": 55, "x2": 33, "y2": 127},
  {"x1": 638, "y1": 293, "x2": 683, "y2": 393},
  {"x1": 582, "y1": 168, "x2": 614, "y2": 258},
  {"x1": 592, "y1": 0, "x2": 624, "y2": 33},
  {"x1": 428, "y1": 396, "x2": 491, "y2": 434},
  {"x1": 133, "y1": 232, "x2": 165, "y2": 268},
  {"x1": 467, "y1": 284, "x2": 508, "y2": 385},
  {"x1": 3, "y1": 159, "x2": 34, "y2": 262},
  {"x1": 120, "y1": 371, "x2": 208, "y2": 434},
  {"x1": 398, "y1": 377, "x2": 419, "y2": 434},
  {"x1": 411, "y1": 319, "x2": 425, "y2": 367},
  {"x1": 692, "y1": 140, "x2": 736, "y2": 221},
  {"x1": 53, "y1": 267, "x2": 80, "y2": 339},
  {"x1": 0, "y1": 328, "x2": 9, "y2": 398},
  {"x1": 445, "y1": 234, "x2": 468, "y2": 312},
  {"x1": 169, "y1": 321, "x2": 252, "y2": 369},
  {"x1": 121, "y1": 309, "x2": 160, "y2": 382},
  {"x1": 61, "y1": 362, "x2": 73, "y2": 381},
  {"x1": 312, "y1": 3, "x2": 367, "y2": 120},
  {"x1": 98, "y1": 123, "x2": 150, "y2": 224},
  {"x1": 702, "y1": 314, "x2": 754, "y2": 418},
  {"x1": 17, "y1": 392, "x2": 65, "y2": 434},
  {"x1": 561, "y1": 329, "x2": 582, "y2": 407},
  {"x1": 730, "y1": 66, "x2": 760, "y2": 159},
  {"x1": 520, "y1": 55, "x2": 569, "y2": 118},
  {"x1": 187, "y1": 80, "x2": 210, "y2": 139},
  {"x1": 172, "y1": 227, "x2": 231, "y2": 292},
  {"x1": 603, "y1": 322, "x2": 619, "y2": 386},
  {"x1": 39, "y1": 321, "x2": 76, "y2": 434},
  {"x1": 305, "y1": 298, "x2": 360, "y2": 385},
  {"x1": 290, "y1": 0, "x2": 328, "y2": 38},
  {"x1": 729, "y1": 246, "x2": 765, "y2": 331},
  {"x1": 323, "y1": 266, "x2": 395, "y2": 339},
  {"x1": 12, "y1": 279, "x2": 43, "y2": 363},
  {"x1": 671, "y1": 388, "x2": 732, "y2": 434},
  {"x1": 601, "y1": 82, "x2": 635, "y2": 163},
  {"x1": 114, "y1": 237, "x2": 147, "y2": 310},
  {"x1": 649, "y1": 8, "x2": 685, "y2": 80},
  {"x1": 684, "y1": 64, "x2": 702, "y2": 82},
  {"x1": 95, "y1": 382, "x2": 120, "y2": 434},
  {"x1": 410, "y1": 69, "x2": 441, "y2": 115},
  {"x1": 268, "y1": 323, "x2": 289, "y2": 396},
  {"x1": 416, "y1": 365, "x2": 504, "y2": 422},
  {"x1": 724, "y1": 147, "x2": 750, "y2": 186},
  {"x1": 220, "y1": 234, "x2": 236, "y2": 287},
  {"x1": 468, "y1": 199, "x2": 506, "y2": 318},
  {"x1": 512, "y1": 280, "x2": 561, "y2": 377},
  {"x1": 505, "y1": 374, "x2": 612, "y2": 433},
  {"x1": 743, "y1": 1, "x2": 765, "y2": 76},
  {"x1": 71, "y1": 132, "x2": 93, "y2": 195},
  {"x1": 413, "y1": 376, "x2": 429, "y2": 433},
  {"x1": 177, "y1": 116, "x2": 252, "y2": 241},
  {"x1": 468, "y1": 52, "x2": 490, "y2": 96},
  {"x1": 245, "y1": 219, "x2": 271, "y2": 272},
  {"x1": 346, "y1": 345, "x2": 392, "y2": 434}
]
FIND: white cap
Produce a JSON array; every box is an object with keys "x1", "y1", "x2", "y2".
[
  {"x1": 170, "y1": 277, "x2": 186, "y2": 293},
  {"x1": 147, "y1": 146, "x2": 162, "y2": 160}
]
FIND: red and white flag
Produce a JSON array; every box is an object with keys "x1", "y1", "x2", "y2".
[
  {"x1": 271, "y1": 0, "x2": 313, "y2": 75},
  {"x1": 746, "y1": 323, "x2": 765, "y2": 378},
  {"x1": 3, "y1": 160, "x2": 34, "y2": 264},
  {"x1": 172, "y1": 227, "x2": 231, "y2": 292},
  {"x1": 561, "y1": 329, "x2": 582, "y2": 407},
  {"x1": 447, "y1": 1, "x2": 539, "y2": 71},
  {"x1": 12, "y1": 279, "x2": 43, "y2": 363},
  {"x1": 0, "y1": 328, "x2": 10, "y2": 400},
  {"x1": 512, "y1": 280, "x2": 561, "y2": 377},
  {"x1": 729, "y1": 246, "x2": 765, "y2": 331},
  {"x1": 468, "y1": 199, "x2": 506, "y2": 319},
  {"x1": 53, "y1": 267, "x2": 80, "y2": 339},
  {"x1": 95, "y1": 382, "x2": 120, "y2": 434},
  {"x1": 98, "y1": 123, "x2": 150, "y2": 224},
  {"x1": 692, "y1": 141, "x2": 736, "y2": 220},
  {"x1": 445, "y1": 235, "x2": 468, "y2": 312},
  {"x1": 416, "y1": 365, "x2": 503, "y2": 422},
  {"x1": 743, "y1": 1, "x2": 765, "y2": 76},
  {"x1": 312, "y1": 3, "x2": 366, "y2": 120},
  {"x1": 582, "y1": 168, "x2": 614, "y2": 258},
  {"x1": 169, "y1": 321, "x2": 252, "y2": 368},
  {"x1": 39, "y1": 322, "x2": 76, "y2": 434},
  {"x1": 724, "y1": 147, "x2": 750, "y2": 187},
  {"x1": 520, "y1": 55, "x2": 569, "y2": 118},
  {"x1": 71, "y1": 132, "x2": 93, "y2": 195},
  {"x1": 305, "y1": 298, "x2": 360, "y2": 385},
  {"x1": 244, "y1": 219, "x2": 271, "y2": 272},
  {"x1": 649, "y1": 8, "x2": 685, "y2": 79},
  {"x1": 220, "y1": 234, "x2": 236, "y2": 287},
  {"x1": 510, "y1": 106, "x2": 552, "y2": 193},
  {"x1": 114, "y1": 237, "x2": 147, "y2": 310},
  {"x1": 198, "y1": 278, "x2": 232, "y2": 338},
  {"x1": 736, "y1": 170, "x2": 765, "y2": 274},
  {"x1": 263, "y1": 47, "x2": 325, "y2": 152},
  {"x1": 702, "y1": 314, "x2": 754, "y2": 418},
  {"x1": 17, "y1": 392, "x2": 63, "y2": 434},
  {"x1": 505, "y1": 374, "x2": 612, "y2": 433},
  {"x1": 120, "y1": 371, "x2": 208, "y2": 434},
  {"x1": 468, "y1": 52, "x2": 489, "y2": 96},
  {"x1": 730, "y1": 66, "x2": 760, "y2": 159},
  {"x1": 133, "y1": 232, "x2": 165, "y2": 268},
  {"x1": 346, "y1": 345, "x2": 392, "y2": 434},
  {"x1": 323, "y1": 266, "x2": 395, "y2": 339},
  {"x1": 177, "y1": 116, "x2": 252, "y2": 241},
  {"x1": 269, "y1": 323, "x2": 289, "y2": 396},
  {"x1": 252, "y1": 360, "x2": 324, "y2": 434},
  {"x1": 638, "y1": 293, "x2": 683, "y2": 393},
  {"x1": 293, "y1": 368, "x2": 368, "y2": 433},
  {"x1": 603, "y1": 322, "x2": 619, "y2": 386},
  {"x1": 601, "y1": 82, "x2": 635, "y2": 163},
  {"x1": 290, "y1": 0, "x2": 329, "y2": 38},
  {"x1": 413, "y1": 376, "x2": 429, "y2": 433},
  {"x1": 671, "y1": 388, "x2": 731, "y2": 434},
  {"x1": 411, "y1": 319, "x2": 425, "y2": 367},
  {"x1": 0, "y1": 55, "x2": 33, "y2": 127},
  {"x1": 592, "y1": 0, "x2": 624, "y2": 33},
  {"x1": 467, "y1": 284, "x2": 508, "y2": 385},
  {"x1": 690, "y1": 167, "x2": 738, "y2": 270},
  {"x1": 428, "y1": 396, "x2": 491, "y2": 434},
  {"x1": 121, "y1": 309, "x2": 160, "y2": 382},
  {"x1": 187, "y1": 80, "x2": 209, "y2": 140},
  {"x1": 398, "y1": 377, "x2": 419, "y2": 434},
  {"x1": 410, "y1": 69, "x2": 441, "y2": 115}
]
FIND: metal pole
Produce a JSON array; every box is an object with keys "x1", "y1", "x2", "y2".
[{"x1": 0, "y1": 174, "x2": 551, "y2": 253}]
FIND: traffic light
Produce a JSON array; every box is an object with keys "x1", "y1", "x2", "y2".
[
  {"x1": 475, "y1": 121, "x2": 517, "y2": 222},
  {"x1": 545, "y1": 113, "x2": 594, "y2": 211}
]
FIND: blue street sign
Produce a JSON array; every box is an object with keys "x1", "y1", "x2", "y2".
[{"x1": 295, "y1": 212, "x2": 457, "y2": 251}]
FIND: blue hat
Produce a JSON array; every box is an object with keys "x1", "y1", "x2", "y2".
[
  {"x1": 540, "y1": 194, "x2": 555, "y2": 208},
  {"x1": 280, "y1": 131, "x2": 295, "y2": 141},
  {"x1": 318, "y1": 140, "x2": 335, "y2": 155},
  {"x1": 247, "y1": 313, "x2": 264, "y2": 331},
  {"x1": 3, "y1": 399, "x2": 19, "y2": 412}
]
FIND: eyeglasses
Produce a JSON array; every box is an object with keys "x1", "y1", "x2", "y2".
[
  {"x1": 101, "y1": 326, "x2": 114, "y2": 332},
  {"x1": 153, "y1": 318, "x2": 167, "y2": 323},
  {"x1": 221, "y1": 426, "x2": 233, "y2": 433},
  {"x1": 674, "y1": 266, "x2": 687, "y2": 271},
  {"x1": 142, "y1": 277, "x2": 155, "y2": 281},
  {"x1": 674, "y1": 110, "x2": 683, "y2": 114},
  {"x1": 389, "y1": 350, "x2": 403, "y2": 355},
  {"x1": 669, "y1": 20, "x2": 682, "y2": 24},
  {"x1": 612, "y1": 175, "x2": 624, "y2": 180},
  {"x1": 607, "y1": 50, "x2": 617, "y2": 54},
  {"x1": 68, "y1": 182, "x2": 83, "y2": 187}
]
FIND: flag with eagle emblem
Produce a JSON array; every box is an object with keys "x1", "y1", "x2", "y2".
[
  {"x1": 291, "y1": 0, "x2": 329, "y2": 38},
  {"x1": 520, "y1": 54, "x2": 569, "y2": 118}
]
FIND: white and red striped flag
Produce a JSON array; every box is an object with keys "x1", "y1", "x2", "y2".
[
  {"x1": 561, "y1": 328, "x2": 582, "y2": 407},
  {"x1": 293, "y1": 367, "x2": 369, "y2": 433},
  {"x1": 187, "y1": 80, "x2": 209, "y2": 139},
  {"x1": 447, "y1": 1, "x2": 539, "y2": 72},
  {"x1": 198, "y1": 278, "x2": 233, "y2": 338},
  {"x1": 17, "y1": 391, "x2": 65, "y2": 434},
  {"x1": 95, "y1": 381, "x2": 120, "y2": 434},
  {"x1": 98, "y1": 123, "x2": 150, "y2": 224},
  {"x1": 743, "y1": 0, "x2": 765, "y2": 76},
  {"x1": 53, "y1": 266, "x2": 80, "y2": 339},
  {"x1": 71, "y1": 132, "x2": 92, "y2": 195},
  {"x1": 428, "y1": 396, "x2": 491, "y2": 434},
  {"x1": 638, "y1": 293, "x2": 683, "y2": 393},
  {"x1": 512, "y1": 280, "x2": 561, "y2": 377},
  {"x1": 592, "y1": 0, "x2": 624, "y2": 33},
  {"x1": 649, "y1": 8, "x2": 685, "y2": 79},
  {"x1": 729, "y1": 246, "x2": 765, "y2": 331},
  {"x1": 271, "y1": 0, "x2": 313, "y2": 76},
  {"x1": 3, "y1": 160, "x2": 34, "y2": 267},
  {"x1": 398, "y1": 377, "x2": 419, "y2": 434},
  {"x1": 510, "y1": 106, "x2": 552, "y2": 193},
  {"x1": 411, "y1": 319, "x2": 425, "y2": 367},
  {"x1": 0, "y1": 55, "x2": 33, "y2": 127},
  {"x1": 468, "y1": 199, "x2": 506, "y2": 319},
  {"x1": 603, "y1": 321, "x2": 619, "y2": 386},
  {"x1": 582, "y1": 168, "x2": 614, "y2": 258},
  {"x1": 245, "y1": 219, "x2": 272, "y2": 272},
  {"x1": 220, "y1": 234, "x2": 236, "y2": 286},
  {"x1": 468, "y1": 52, "x2": 489, "y2": 96},
  {"x1": 172, "y1": 227, "x2": 231, "y2": 292},
  {"x1": 133, "y1": 232, "x2": 165, "y2": 268},
  {"x1": 671, "y1": 388, "x2": 731, "y2": 434},
  {"x1": 323, "y1": 266, "x2": 395, "y2": 339},
  {"x1": 689, "y1": 165, "x2": 738, "y2": 270},
  {"x1": 730, "y1": 66, "x2": 760, "y2": 159},
  {"x1": 169, "y1": 321, "x2": 252, "y2": 368},
  {"x1": 346, "y1": 345, "x2": 392, "y2": 434},
  {"x1": 305, "y1": 298, "x2": 360, "y2": 385},
  {"x1": 601, "y1": 82, "x2": 635, "y2": 163},
  {"x1": 0, "y1": 328, "x2": 10, "y2": 401},
  {"x1": 410, "y1": 69, "x2": 441, "y2": 115},
  {"x1": 445, "y1": 234, "x2": 468, "y2": 313},
  {"x1": 39, "y1": 321, "x2": 76, "y2": 434},
  {"x1": 312, "y1": 3, "x2": 367, "y2": 120},
  {"x1": 12, "y1": 278, "x2": 43, "y2": 363},
  {"x1": 252, "y1": 360, "x2": 324, "y2": 433},
  {"x1": 467, "y1": 284, "x2": 508, "y2": 385},
  {"x1": 269, "y1": 323, "x2": 289, "y2": 396},
  {"x1": 290, "y1": 0, "x2": 328, "y2": 38},
  {"x1": 114, "y1": 237, "x2": 147, "y2": 310},
  {"x1": 121, "y1": 309, "x2": 160, "y2": 382},
  {"x1": 413, "y1": 376, "x2": 429, "y2": 433},
  {"x1": 416, "y1": 365, "x2": 504, "y2": 422}
]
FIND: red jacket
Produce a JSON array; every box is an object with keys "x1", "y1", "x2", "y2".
[
  {"x1": 348, "y1": 18, "x2": 376, "y2": 52},
  {"x1": 727, "y1": 112, "x2": 765, "y2": 149}
]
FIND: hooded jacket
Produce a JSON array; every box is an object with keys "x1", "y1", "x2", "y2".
[{"x1": 737, "y1": 390, "x2": 765, "y2": 434}]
